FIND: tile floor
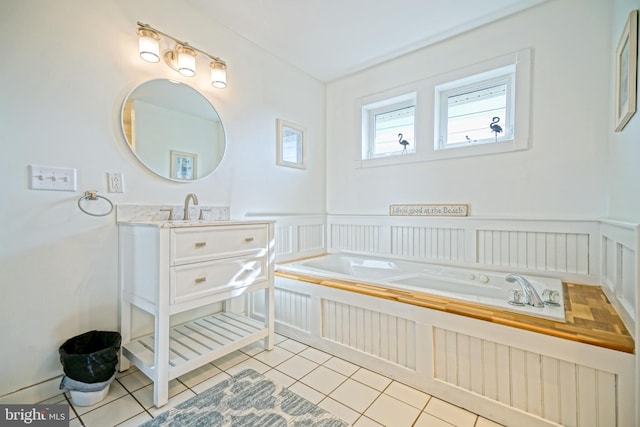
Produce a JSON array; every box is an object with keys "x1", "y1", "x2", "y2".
[{"x1": 40, "y1": 334, "x2": 504, "y2": 427}]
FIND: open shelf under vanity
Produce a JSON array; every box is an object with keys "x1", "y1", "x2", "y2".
[{"x1": 122, "y1": 312, "x2": 268, "y2": 381}]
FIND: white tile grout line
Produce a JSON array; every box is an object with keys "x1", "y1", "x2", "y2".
[{"x1": 62, "y1": 336, "x2": 493, "y2": 427}]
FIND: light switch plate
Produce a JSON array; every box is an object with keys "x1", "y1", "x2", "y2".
[{"x1": 29, "y1": 165, "x2": 77, "y2": 191}]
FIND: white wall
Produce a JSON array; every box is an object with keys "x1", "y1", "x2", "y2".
[
  {"x1": 608, "y1": 1, "x2": 640, "y2": 422},
  {"x1": 326, "y1": 0, "x2": 612, "y2": 218},
  {"x1": 0, "y1": 0, "x2": 325, "y2": 397},
  {"x1": 2, "y1": 0, "x2": 638, "y2": 402},
  {"x1": 608, "y1": 0, "x2": 640, "y2": 222}
]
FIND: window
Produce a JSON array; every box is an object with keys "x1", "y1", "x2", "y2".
[
  {"x1": 362, "y1": 93, "x2": 416, "y2": 160},
  {"x1": 435, "y1": 64, "x2": 515, "y2": 150},
  {"x1": 276, "y1": 119, "x2": 306, "y2": 169},
  {"x1": 431, "y1": 48, "x2": 531, "y2": 160},
  {"x1": 356, "y1": 48, "x2": 530, "y2": 166}
]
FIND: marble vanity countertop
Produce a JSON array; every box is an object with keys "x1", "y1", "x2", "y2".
[
  {"x1": 118, "y1": 219, "x2": 275, "y2": 228},
  {"x1": 116, "y1": 205, "x2": 276, "y2": 227},
  {"x1": 116, "y1": 204, "x2": 231, "y2": 223}
]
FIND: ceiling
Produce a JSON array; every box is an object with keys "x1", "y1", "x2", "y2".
[{"x1": 186, "y1": 0, "x2": 548, "y2": 82}]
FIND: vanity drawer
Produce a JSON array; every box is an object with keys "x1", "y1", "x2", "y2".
[
  {"x1": 171, "y1": 255, "x2": 267, "y2": 304},
  {"x1": 172, "y1": 225, "x2": 268, "y2": 265}
]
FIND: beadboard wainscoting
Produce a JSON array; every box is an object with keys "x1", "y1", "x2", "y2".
[
  {"x1": 248, "y1": 214, "x2": 327, "y2": 262},
  {"x1": 250, "y1": 277, "x2": 634, "y2": 427},
  {"x1": 431, "y1": 327, "x2": 621, "y2": 426},
  {"x1": 263, "y1": 214, "x2": 637, "y2": 331},
  {"x1": 254, "y1": 213, "x2": 640, "y2": 425},
  {"x1": 600, "y1": 220, "x2": 639, "y2": 336},
  {"x1": 327, "y1": 215, "x2": 600, "y2": 284}
]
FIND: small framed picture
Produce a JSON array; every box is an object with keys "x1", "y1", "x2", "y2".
[
  {"x1": 614, "y1": 9, "x2": 638, "y2": 132},
  {"x1": 170, "y1": 150, "x2": 197, "y2": 180},
  {"x1": 276, "y1": 119, "x2": 306, "y2": 169}
]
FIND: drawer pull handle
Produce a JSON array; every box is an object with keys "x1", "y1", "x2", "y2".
[
  {"x1": 195, "y1": 242, "x2": 207, "y2": 248},
  {"x1": 195, "y1": 277, "x2": 207, "y2": 284},
  {"x1": 244, "y1": 237, "x2": 254, "y2": 242}
]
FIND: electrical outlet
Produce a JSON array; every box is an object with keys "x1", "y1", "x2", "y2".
[
  {"x1": 29, "y1": 165, "x2": 77, "y2": 191},
  {"x1": 108, "y1": 172, "x2": 124, "y2": 193}
]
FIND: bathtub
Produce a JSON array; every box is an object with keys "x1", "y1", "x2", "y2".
[{"x1": 276, "y1": 253, "x2": 566, "y2": 322}]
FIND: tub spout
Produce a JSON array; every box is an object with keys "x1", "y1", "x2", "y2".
[{"x1": 506, "y1": 274, "x2": 544, "y2": 308}]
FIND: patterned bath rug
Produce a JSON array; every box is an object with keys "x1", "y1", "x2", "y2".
[{"x1": 140, "y1": 368, "x2": 349, "y2": 426}]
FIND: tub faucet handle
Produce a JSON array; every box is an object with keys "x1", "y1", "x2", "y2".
[{"x1": 506, "y1": 274, "x2": 544, "y2": 308}]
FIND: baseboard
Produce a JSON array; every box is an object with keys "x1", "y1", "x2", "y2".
[{"x1": 0, "y1": 376, "x2": 63, "y2": 405}]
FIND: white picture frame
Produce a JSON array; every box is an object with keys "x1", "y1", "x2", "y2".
[
  {"x1": 170, "y1": 150, "x2": 197, "y2": 180},
  {"x1": 276, "y1": 119, "x2": 306, "y2": 169},
  {"x1": 614, "y1": 9, "x2": 638, "y2": 132}
]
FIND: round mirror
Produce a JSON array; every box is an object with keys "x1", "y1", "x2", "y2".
[{"x1": 121, "y1": 79, "x2": 226, "y2": 181}]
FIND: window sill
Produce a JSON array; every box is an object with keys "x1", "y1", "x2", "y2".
[
  {"x1": 430, "y1": 136, "x2": 528, "y2": 160},
  {"x1": 355, "y1": 136, "x2": 528, "y2": 168},
  {"x1": 355, "y1": 152, "x2": 419, "y2": 168}
]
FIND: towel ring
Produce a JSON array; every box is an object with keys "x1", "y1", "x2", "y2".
[{"x1": 77, "y1": 191, "x2": 114, "y2": 217}]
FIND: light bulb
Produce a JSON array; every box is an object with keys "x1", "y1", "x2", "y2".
[
  {"x1": 137, "y1": 29, "x2": 160, "y2": 63},
  {"x1": 177, "y1": 45, "x2": 196, "y2": 77},
  {"x1": 210, "y1": 61, "x2": 227, "y2": 88}
]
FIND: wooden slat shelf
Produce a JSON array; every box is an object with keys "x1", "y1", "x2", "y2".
[
  {"x1": 276, "y1": 271, "x2": 635, "y2": 354},
  {"x1": 123, "y1": 312, "x2": 267, "y2": 379}
]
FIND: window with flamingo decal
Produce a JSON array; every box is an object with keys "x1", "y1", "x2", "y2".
[
  {"x1": 357, "y1": 48, "x2": 531, "y2": 167},
  {"x1": 361, "y1": 92, "x2": 416, "y2": 159},
  {"x1": 435, "y1": 64, "x2": 515, "y2": 149},
  {"x1": 430, "y1": 48, "x2": 531, "y2": 160}
]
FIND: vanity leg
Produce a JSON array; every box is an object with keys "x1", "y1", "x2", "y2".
[
  {"x1": 118, "y1": 300, "x2": 131, "y2": 372},
  {"x1": 264, "y1": 286, "x2": 275, "y2": 350},
  {"x1": 118, "y1": 227, "x2": 131, "y2": 372},
  {"x1": 153, "y1": 307, "x2": 170, "y2": 407}
]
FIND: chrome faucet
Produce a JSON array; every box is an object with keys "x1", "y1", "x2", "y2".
[
  {"x1": 183, "y1": 193, "x2": 199, "y2": 220},
  {"x1": 506, "y1": 274, "x2": 545, "y2": 308}
]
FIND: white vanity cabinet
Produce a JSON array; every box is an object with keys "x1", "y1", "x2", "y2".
[{"x1": 118, "y1": 220, "x2": 275, "y2": 407}]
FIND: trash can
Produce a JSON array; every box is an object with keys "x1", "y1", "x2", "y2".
[{"x1": 58, "y1": 330, "x2": 121, "y2": 406}]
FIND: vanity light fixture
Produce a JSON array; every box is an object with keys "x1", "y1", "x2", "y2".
[
  {"x1": 210, "y1": 60, "x2": 227, "y2": 88},
  {"x1": 136, "y1": 22, "x2": 227, "y2": 88},
  {"x1": 165, "y1": 44, "x2": 197, "y2": 77},
  {"x1": 137, "y1": 28, "x2": 160, "y2": 63}
]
